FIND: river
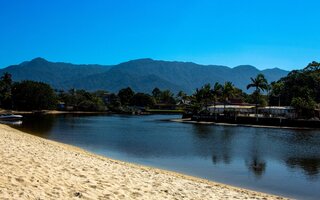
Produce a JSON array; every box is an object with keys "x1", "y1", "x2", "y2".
[{"x1": 11, "y1": 114, "x2": 320, "y2": 199}]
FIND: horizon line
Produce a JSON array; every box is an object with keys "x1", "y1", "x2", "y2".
[{"x1": 0, "y1": 56, "x2": 295, "y2": 71}]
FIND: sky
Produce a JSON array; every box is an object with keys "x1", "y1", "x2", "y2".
[{"x1": 0, "y1": 0, "x2": 319, "y2": 70}]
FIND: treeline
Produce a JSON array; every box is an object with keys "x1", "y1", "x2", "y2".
[
  {"x1": 269, "y1": 61, "x2": 320, "y2": 117},
  {"x1": 1, "y1": 61, "x2": 319, "y2": 118},
  {"x1": 0, "y1": 73, "x2": 178, "y2": 112}
]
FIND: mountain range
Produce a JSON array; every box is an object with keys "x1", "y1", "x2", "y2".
[{"x1": 0, "y1": 57, "x2": 289, "y2": 94}]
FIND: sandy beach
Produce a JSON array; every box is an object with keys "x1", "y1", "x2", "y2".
[{"x1": 0, "y1": 124, "x2": 289, "y2": 200}]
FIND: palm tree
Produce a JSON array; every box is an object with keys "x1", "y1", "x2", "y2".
[
  {"x1": 191, "y1": 83, "x2": 212, "y2": 114},
  {"x1": 247, "y1": 74, "x2": 269, "y2": 118},
  {"x1": 160, "y1": 89, "x2": 175, "y2": 104},
  {"x1": 211, "y1": 82, "x2": 223, "y2": 119},
  {"x1": 202, "y1": 83, "x2": 212, "y2": 110},
  {"x1": 270, "y1": 81, "x2": 284, "y2": 106},
  {"x1": 222, "y1": 82, "x2": 235, "y2": 112}
]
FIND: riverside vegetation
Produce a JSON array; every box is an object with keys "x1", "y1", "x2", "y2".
[{"x1": 0, "y1": 61, "x2": 319, "y2": 119}]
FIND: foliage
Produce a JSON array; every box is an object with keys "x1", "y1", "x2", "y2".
[
  {"x1": 247, "y1": 74, "x2": 269, "y2": 115},
  {"x1": 189, "y1": 82, "x2": 244, "y2": 114},
  {"x1": 130, "y1": 93, "x2": 155, "y2": 107},
  {"x1": 152, "y1": 87, "x2": 161, "y2": 102},
  {"x1": 151, "y1": 87, "x2": 176, "y2": 104},
  {"x1": 291, "y1": 97, "x2": 316, "y2": 118},
  {"x1": 58, "y1": 89, "x2": 106, "y2": 111},
  {"x1": 118, "y1": 87, "x2": 135, "y2": 106},
  {"x1": 269, "y1": 61, "x2": 320, "y2": 118},
  {"x1": 0, "y1": 72, "x2": 13, "y2": 109},
  {"x1": 107, "y1": 93, "x2": 121, "y2": 111},
  {"x1": 12, "y1": 80, "x2": 58, "y2": 110},
  {"x1": 159, "y1": 89, "x2": 176, "y2": 104},
  {"x1": 246, "y1": 73, "x2": 269, "y2": 93},
  {"x1": 222, "y1": 81, "x2": 235, "y2": 109}
]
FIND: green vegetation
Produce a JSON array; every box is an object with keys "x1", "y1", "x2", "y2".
[
  {"x1": 269, "y1": 61, "x2": 320, "y2": 118},
  {"x1": 0, "y1": 61, "x2": 319, "y2": 118},
  {"x1": 130, "y1": 93, "x2": 155, "y2": 107},
  {"x1": 12, "y1": 80, "x2": 57, "y2": 111},
  {"x1": 58, "y1": 89, "x2": 105, "y2": 111},
  {"x1": 0, "y1": 72, "x2": 12, "y2": 109},
  {"x1": 247, "y1": 74, "x2": 269, "y2": 116}
]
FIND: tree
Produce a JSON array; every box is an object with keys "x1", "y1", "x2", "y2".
[
  {"x1": 201, "y1": 83, "x2": 213, "y2": 110},
  {"x1": 12, "y1": 80, "x2": 57, "y2": 110},
  {"x1": 222, "y1": 82, "x2": 235, "y2": 112},
  {"x1": 130, "y1": 93, "x2": 155, "y2": 107},
  {"x1": 190, "y1": 83, "x2": 214, "y2": 114},
  {"x1": 291, "y1": 97, "x2": 316, "y2": 118},
  {"x1": 303, "y1": 61, "x2": 320, "y2": 72},
  {"x1": 159, "y1": 89, "x2": 176, "y2": 104},
  {"x1": 247, "y1": 74, "x2": 268, "y2": 116},
  {"x1": 269, "y1": 81, "x2": 284, "y2": 106},
  {"x1": 152, "y1": 87, "x2": 161, "y2": 103},
  {"x1": 268, "y1": 61, "x2": 320, "y2": 118},
  {"x1": 107, "y1": 93, "x2": 121, "y2": 111},
  {"x1": 118, "y1": 87, "x2": 135, "y2": 106},
  {"x1": 0, "y1": 72, "x2": 13, "y2": 109},
  {"x1": 211, "y1": 82, "x2": 223, "y2": 118},
  {"x1": 191, "y1": 88, "x2": 204, "y2": 114}
]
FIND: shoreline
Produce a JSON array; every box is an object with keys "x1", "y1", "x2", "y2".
[
  {"x1": 168, "y1": 118, "x2": 316, "y2": 130},
  {"x1": 0, "y1": 124, "x2": 289, "y2": 199}
]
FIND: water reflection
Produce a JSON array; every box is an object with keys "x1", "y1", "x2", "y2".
[
  {"x1": 286, "y1": 158, "x2": 320, "y2": 179},
  {"x1": 210, "y1": 128, "x2": 234, "y2": 165},
  {"x1": 246, "y1": 157, "x2": 266, "y2": 178},
  {"x1": 11, "y1": 114, "x2": 320, "y2": 199},
  {"x1": 246, "y1": 129, "x2": 267, "y2": 178},
  {"x1": 16, "y1": 114, "x2": 56, "y2": 137}
]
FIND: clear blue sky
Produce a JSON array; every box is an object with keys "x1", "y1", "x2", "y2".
[{"x1": 0, "y1": 0, "x2": 319, "y2": 70}]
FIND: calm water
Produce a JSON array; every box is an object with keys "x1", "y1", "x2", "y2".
[{"x1": 11, "y1": 114, "x2": 320, "y2": 199}]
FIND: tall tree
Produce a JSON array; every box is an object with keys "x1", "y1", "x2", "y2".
[
  {"x1": 201, "y1": 83, "x2": 213, "y2": 110},
  {"x1": 0, "y1": 72, "x2": 13, "y2": 109},
  {"x1": 222, "y1": 81, "x2": 235, "y2": 112},
  {"x1": 152, "y1": 87, "x2": 161, "y2": 103},
  {"x1": 211, "y1": 82, "x2": 223, "y2": 118},
  {"x1": 118, "y1": 87, "x2": 135, "y2": 106},
  {"x1": 247, "y1": 73, "x2": 269, "y2": 116},
  {"x1": 269, "y1": 81, "x2": 284, "y2": 106},
  {"x1": 159, "y1": 89, "x2": 176, "y2": 104}
]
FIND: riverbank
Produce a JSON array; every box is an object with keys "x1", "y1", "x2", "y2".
[
  {"x1": 0, "y1": 109, "x2": 182, "y2": 115},
  {"x1": 191, "y1": 114, "x2": 320, "y2": 129},
  {"x1": 0, "y1": 109, "x2": 110, "y2": 115},
  {"x1": 0, "y1": 124, "x2": 288, "y2": 199},
  {"x1": 169, "y1": 118, "x2": 316, "y2": 130}
]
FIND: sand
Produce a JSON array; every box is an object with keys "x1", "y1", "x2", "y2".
[{"x1": 0, "y1": 124, "x2": 289, "y2": 200}]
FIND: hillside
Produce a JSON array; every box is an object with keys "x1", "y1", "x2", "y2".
[
  {"x1": 0, "y1": 58, "x2": 289, "y2": 94},
  {"x1": 0, "y1": 58, "x2": 112, "y2": 89}
]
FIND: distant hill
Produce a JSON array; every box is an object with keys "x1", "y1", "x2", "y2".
[
  {"x1": 0, "y1": 57, "x2": 289, "y2": 94},
  {"x1": 1, "y1": 58, "x2": 112, "y2": 90}
]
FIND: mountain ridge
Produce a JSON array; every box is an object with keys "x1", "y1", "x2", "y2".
[{"x1": 0, "y1": 57, "x2": 289, "y2": 94}]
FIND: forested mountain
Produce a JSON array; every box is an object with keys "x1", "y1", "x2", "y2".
[{"x1": 0, "y1": 58, "x2": 289, "y2": 93}]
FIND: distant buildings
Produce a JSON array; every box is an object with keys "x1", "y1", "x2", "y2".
[{"x1": 207, "y1": 105, "x2": 297, "y2": 118}]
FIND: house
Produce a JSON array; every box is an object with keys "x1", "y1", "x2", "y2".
[
  {"x1": 259, "y1": 106, "x2": 297, "y2": 118},
  {"x1": 208, "y1": 105, "x2": 255, "y2": 115}
]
